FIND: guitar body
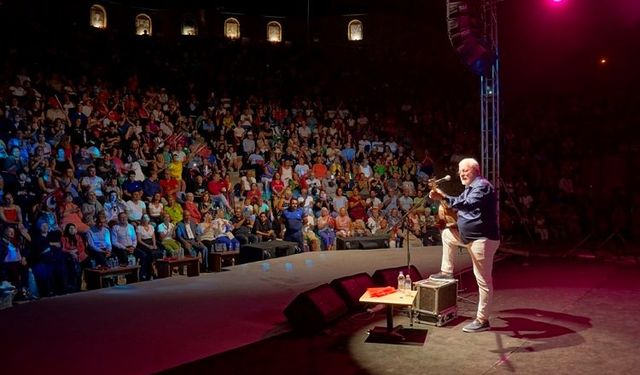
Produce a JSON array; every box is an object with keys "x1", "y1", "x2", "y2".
[
  {"x1": 437, "y1": 201, "x2": 458, "y2": 229},
  {"x1": 429, "y1": 178, "x2": 458, "y2": 230}
]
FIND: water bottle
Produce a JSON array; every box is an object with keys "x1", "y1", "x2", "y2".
[
  {"x1": 405, "y1": 273, "x2": 412, "y2": 292},
  {"x1": 128, "y1": 254, "x2": 136, "y2": 266},
  {"x1": 397, "y1": 271, "x2": 405, "y2": 291}
]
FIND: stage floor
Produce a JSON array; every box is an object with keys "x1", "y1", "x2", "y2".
[
  {"x1": 1, "y1": 246, "x2": 465, "y2": 375},
  {"x1": 162, "y1": 255, "x2": 640, "y2": 375},
  {"x1": 4, "y1": 248, "x2": 639, "y2": 375}
]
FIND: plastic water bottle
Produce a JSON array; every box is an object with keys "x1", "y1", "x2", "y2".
[
  {"x1": 397, "y1": 271, "x2": 405, "y2": 291},
  {"x1": 405, "y1": 273, "x2": 412, "y2": 292},
  {"x1": 128, "y1": 254, "x2": 136, "y2": 266}
]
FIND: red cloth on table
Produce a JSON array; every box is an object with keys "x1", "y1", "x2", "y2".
[{"x1": 366, "y1": 286, "x2": 396, "y2": 297}]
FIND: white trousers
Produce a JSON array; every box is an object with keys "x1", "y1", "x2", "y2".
[{"x1": 441, "y1": 228, "x2": 500, "y2": 322}]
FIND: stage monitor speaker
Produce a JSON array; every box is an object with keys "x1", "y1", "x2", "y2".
[
  {"x1": 358, "y1": 238, "x2": 388, "y2": 249},
  {"x1": 336, "y1": 235, "x2": 389, "y2": 250},
  {"x1": 414, "y1": 278, "x2": 458, "y2": 315},
  {"x1": 284, "y1": 284, "x2": 348, "y2": 332},
  {"x1": 336, "y1": 236, "x2": 360, "y2": 250},
  {"x1": 330, "y1": 272, "x2": 376, "y2": 310},
  {"x1": 372, "y1": 265, "x2": 423, "y2": 288}
]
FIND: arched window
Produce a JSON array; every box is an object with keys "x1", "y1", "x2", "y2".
[
  {"x1": 90, "y1": 4, "x2": 107, "y2": 29},
  {"x1": 347, "y1": 19, "x2": 363, "y2": 41},
  {"x1": 266, "y1": 21, "x2": 282, "y2": 43},
  {"x1": 135, "y1": 13, "x2": 152, "y2": 36},
  {"x1": 182, "y1": 17, "x2": 198, "y2": 36},
  {"x1": 224, "y1": 17, "x2": 240, "y2": 40}
]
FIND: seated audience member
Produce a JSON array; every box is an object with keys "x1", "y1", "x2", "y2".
[
  {"x1": 245, "y1": 183, "x2": 262, "y2": 205},
  {"x1": 157, "y1": 213, "x2": 181, "y2": 256},
  {"x1": 230, "y1": 207, "x2": 259, "y2": 244},
  {"x1": 183, "y1": 192, "x2": 201, "y2": 223},
  {"x1": 136, "y1": 214, "x2": 162, "y2": 278},
  {"x1": 252, "y1": 211, "x2": 277, "y2": 242},
  {"x1": 211, "y1": 209, "x2": 241, "y2": 251},
  {"x1": 270, "y1": 172, "x2": 286, "y2": 198},
  {"x1": 121, "y1": 171, "x2": 143, "y2": 201},
  {"x1": 0, "y1": 193, "x2": 24, "y2": 229},
  {"x1": 111, "y1": 212, "x2": 149, "y2": 279},
  {"x1": 147, "y1": 192, "x2": 164, "y2": 224},
  {"x1": 80, "y1": 165, "x2": 105, "y2": 199},
  {"x1": 207, "y1": 173, "x2": 233, "y2": 211},
  {"x1": 352, "y1": 219, "x2": 371, "y2": 237},
  {"x1": 332, "y1": 187, "x2": 348, "y2": 214},
  {"x1": 142, "y1": 171, "x2": 162, "y2": 200},
  {"x1": 335, "y1": 207, "x2": 353, "y2": 237},
  {"x1": 86, "y1": 212, "x2": 113, "y2": 267},
  {"x1": 103, "y1": 190, "x2": 127, "y2": 224},
  {"x1": 125, "y1": 191, "x2": 146, "y2": 223},
  {"x1": 61, "y1": 223, "x2": 89, "y2": 292},
  {"x1": 198, "y1": 192, "x2": 215, "y2": 218},
  {"x1": 164, "y1": 194, "x2": 183, "y2": 223},
  {"x1": 316, "y1": 207, "x2": 336, "y2": 250},
  {"x1": 0, "y1": 226, "x2": 32, "y2": 300},
  {"x1": 58, "y1": 192, "x2": 90, "y2": 233},
  {"x1": 366, "y1": 207, "x2": 385, "y2": 234},
  {"x1": 176, "y1": 211, "x2": 209, "y2": 270},
  {"x1": 81, "y1": 191, "x2": 103, "y2": 220},
  {"x1": 29, "y1": 221, "x2": 67, "y2": 296},
  {"x1": 197, "y1": 211, "x2": 217, "y2": 251},
  {"x1": 387, "y1": 208, "x2": 405, "y2": 248},
  {"x1": 159, "y1": 169, "x2": 180, "y2": 199}
]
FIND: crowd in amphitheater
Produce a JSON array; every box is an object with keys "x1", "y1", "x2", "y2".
[
  {"x1": 0, "y1": 69, "x2": 448, "y2": 301},
  {"x1": 1, "y1": 40, "x2": 637, "y2": 302}
]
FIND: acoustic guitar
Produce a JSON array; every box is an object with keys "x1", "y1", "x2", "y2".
[{"x1": 428, "y1": 176, "x2": 458, "y2": 230}]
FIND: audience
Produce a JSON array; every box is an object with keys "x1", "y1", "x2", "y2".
[{"x1": 1, "y1": 34, "x2": 635, "y2": 303}]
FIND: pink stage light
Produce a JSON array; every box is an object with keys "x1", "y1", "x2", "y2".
[{"x1": 548, "y1": 0, "x2": 567, "y2": 9}]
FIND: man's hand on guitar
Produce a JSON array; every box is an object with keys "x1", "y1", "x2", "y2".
[{"x1": 429, "y1": 189, "x2": 445, "y2": 201}]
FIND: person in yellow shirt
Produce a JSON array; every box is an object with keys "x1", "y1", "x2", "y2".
[
  {"x1": 167, "y1": 153, "x2": 184, "y2": 180},
  {"x1": 164, "y1": 194, "x2": 183, "y2": 223}
]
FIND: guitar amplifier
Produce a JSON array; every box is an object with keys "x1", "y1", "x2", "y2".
[{"x1": 413, "y1": 278, "x2": 457, "y2": 315}]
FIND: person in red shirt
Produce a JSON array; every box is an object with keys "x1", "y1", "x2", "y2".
[
  {"x1": 271, "y1": 171, "x2": 286, "y2": 198},
  {"x1": 207, "y1": 173, "x2": 233, "y2": 211},
  {"x1": 159, "y1": 169, "x2": 179, "y2": 198},
  {"x1": 245, "y1": 183, "x2": 262, "y2": 205},
  {"x1": 183, "y1": 193, "x2": 202, "y2": 223},
  {"x1": 311, "y1": 155, "x2": 328, "y2": 180},
  {"x1": 347, "y1": 186, "x2": 368, "y2": 221}
]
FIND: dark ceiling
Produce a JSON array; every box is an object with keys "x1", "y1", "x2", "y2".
[{"x1": 101, "y1": 0, "x2": 371, "y2": 16}]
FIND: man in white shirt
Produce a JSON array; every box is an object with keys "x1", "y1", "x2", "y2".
[
  {"x1": 81, "y1": 165, "x2": 105, "y2": 198},
  {"x1": 111, "y1": 212, "x2": 149, "y2": 280},
  {"x1": 125, "y1": 191, "x2": 146, "y2": 222}
]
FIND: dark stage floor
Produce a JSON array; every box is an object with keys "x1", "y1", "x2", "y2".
[
  {"x1": 163, "y1": 256, "x2": 640, "y2": 375},
  {"x1": 3, "y1": 248, "x2": 639, "y2": 375}
]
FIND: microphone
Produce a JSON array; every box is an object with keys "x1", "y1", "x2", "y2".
[{"x1": 431, "y1": 175, "x2": 451, "y2": 185}]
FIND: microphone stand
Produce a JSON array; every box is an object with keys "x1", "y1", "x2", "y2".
[{"x1": 398, "y1": 194, "x2": 429, "y2": 277}]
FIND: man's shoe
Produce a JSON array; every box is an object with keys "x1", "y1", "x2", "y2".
[
  {"x1": 462, "y1": 319, "x2": 490, "y2": 333},
  {"x1": 429, "y1": 272, "x2": 454, "y2": 280}
]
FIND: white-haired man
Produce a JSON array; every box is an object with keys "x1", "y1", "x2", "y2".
[{"x1": 429, "y1": 158, "x2": 500, "y2": 333}]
